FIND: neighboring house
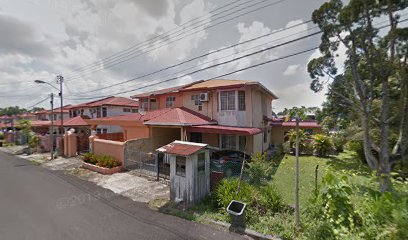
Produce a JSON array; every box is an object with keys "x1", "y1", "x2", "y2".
[
  {"x1": 68, "y1": 96, "x2": 139, "y2": 134},
  {"x1": 269, "y1": 118, "x2": 322, "y2": 146},
  {"x1": 34, "y1": 105, "x2": 72, "y2": 121},
  {"x1": 87, "y1": 79, "x2": 278, "y2": 154}
]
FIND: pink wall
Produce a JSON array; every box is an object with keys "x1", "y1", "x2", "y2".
[
  {"x1": 93, "y1": 139, "x2": 125, "y2": 167},
  {"x1": 123, "y1": 126, "x2": 150, "y2": 141}
]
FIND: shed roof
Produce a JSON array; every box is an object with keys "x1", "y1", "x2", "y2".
[{"x1": 157, "y1": 140, "x2": 207, "y2": 156}]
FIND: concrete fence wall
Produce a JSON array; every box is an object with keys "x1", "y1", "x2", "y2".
[{"x1": 92, "y1": 138, "x2": 125, "y2": 168}]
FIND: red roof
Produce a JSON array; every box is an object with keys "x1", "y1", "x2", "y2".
[
  {"x1": 157, "y1": 141, "x2": 207, "y2": 156},
  {"x1": 143, "y1": 107, "x2": 216, "y2": 126},
  {"x1": 187, "y1": 125, "x2": 262, "y2": 136},
  {"x1": 90, "y1": 113, "x2": 144, "y2": 122},
  {"x1": 269, "y1": 120, "x2": 321, "y2": 128},
  {"x1": 31, "y1": 120, "x2": 51, "y2": 127},
  {"x1": 63, "y1": 116, "x2": 90, "y2": 126},
  {"x1": 130, "y1": 82, "x2": 202, "y2": 98},
  {"x1": 71, "y1": 97, "x2": 138, "y2": 109}
]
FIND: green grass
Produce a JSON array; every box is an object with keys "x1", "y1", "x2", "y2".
[{"x1": 272, "y1": 151, "x2": 374, "y2": 207}]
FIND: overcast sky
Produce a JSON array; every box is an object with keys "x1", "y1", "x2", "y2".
[{"x1": 0, "y1": 0, "x2": 394, "y2": 112}]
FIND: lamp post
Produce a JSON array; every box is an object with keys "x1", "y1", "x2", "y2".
[
  {"x1": 50, "y1": 93, "x2": 54, "y2": 160},
  {"x1": 34, "y1": 76, "x2": 64, "y2": 136}
]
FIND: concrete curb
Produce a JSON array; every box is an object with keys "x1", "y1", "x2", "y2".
[{"x1": 208, "y1": 220, "x2": 282, "y2": 240}]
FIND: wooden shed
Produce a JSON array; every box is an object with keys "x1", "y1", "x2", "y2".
[{"x1": 157, "y1": 141, "x2": 210, "y2": 205}]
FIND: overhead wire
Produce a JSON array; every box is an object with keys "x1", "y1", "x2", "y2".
[
  {"x1": 64, "y1": 0, "x2": 289, "y2": 80},
  {"x1": 69, "y1": 20, "x2": 313, "y2": 96}
]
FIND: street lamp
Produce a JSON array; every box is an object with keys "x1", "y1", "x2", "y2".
[
  {"x1": 35, "y1": 76, "x2": 64, "y2": 157},
  {"x1": 34, "y1": 76, "x2": 64, "y2": 134}
]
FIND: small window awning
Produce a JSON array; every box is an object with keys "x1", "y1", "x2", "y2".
[{"x1": 187, "y1": 125, "x2": 262, "y2": 136}]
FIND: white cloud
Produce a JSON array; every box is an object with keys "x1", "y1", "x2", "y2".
[{"x1": 283, "y1": 64, "x2": 301, "y2": 76}]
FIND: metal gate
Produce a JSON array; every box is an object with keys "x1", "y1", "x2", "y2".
[{"x1": 124, "y1": 138, "x2": 171, "y2": 179}]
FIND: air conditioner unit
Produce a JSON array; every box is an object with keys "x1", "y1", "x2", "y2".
[{"x1": 199, "y1": 92, "x2": 209, "y2": 102}]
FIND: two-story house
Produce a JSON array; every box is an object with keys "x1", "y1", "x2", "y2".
[
  {"x1": 68, "y1": 96, "x2": 139, "y2": 134},
  {"x1": 87, "y1": 79, "x2": 277, "y2": 154}
]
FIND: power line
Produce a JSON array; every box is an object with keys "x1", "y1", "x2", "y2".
[
  {"x1": 25, "y1": 96, "x2": 50, "y2": 110},
  {"x1": 65, "y1": 41, "x2": 318, "y2": 100},
  {"x1": 70, "y1": 20, "x2": 312, "y2": 96},
  {"x1": 64, "y1": 0, "x2": 247, "y2": 75},
  {"x1": 64, "y1": 0, "x2": 289, "y2": 80}
]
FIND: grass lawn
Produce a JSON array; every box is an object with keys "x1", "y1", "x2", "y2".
[{"x1": 272, "y1": 154, "x2": 330, "y2": 207}]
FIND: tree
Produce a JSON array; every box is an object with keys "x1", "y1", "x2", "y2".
[
  {"x1": 0, "y1": 106, "x2": 28, "y2": 116},
  {"x1": 285, "y1": 106, "x2": 307, "y2": 230},
  {"x1": 308, "y1": 0, "x2": 408, "y2": 191}
]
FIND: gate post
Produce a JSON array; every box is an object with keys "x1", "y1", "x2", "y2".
[{"x1": 155, "y1": 154, "x2": 159, "y2": 181}]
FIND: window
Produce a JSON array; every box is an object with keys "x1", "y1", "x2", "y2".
[
  {"x1": 197, "y1": 152, "x2": 205, "y2": 173},
  {"x1": 176, "y1": 156, "x2": 186, "y2": 177},
  {"x1": 140, "y1": 99, "x2": 148, "y2": 111},
  {"x1": 166, "y1": 96, "x2": 176, "y2": 108},
  {"x1": 150, "y1": 99, "x2": 157, "y2": 110},
  {"x1": 191, "y1": 94, "x2": 203, "y2": 111},
  {"x1": 80, "y1": 109, "x2": 84, "y2": 116},
  {"x1": 239, "y1": 136, "x2": 246, "y2": 151},
  {"x1": 131, "y1": 109, "x2": 138, "y2": 113},
  {"x1": 220, "y1": 91, "x2": 235, "y2": 110},
  {"x1": 102, "y1": 128, "x2": 108, "y2": 134},
  {"x1": 221, "y1": 134, "x2": 237, "y2": 150},
  {"x1": 238, "y1": 91, "x2": 246, "y2": 111},
  {"x1": 96, "y1": 129, "x2": 101, "y2": 134},
  {"x1": 96, "y1": 107, "x2": 101, "y2": 118},
  {"x1": 102, "y1": 107, "x2": 107, "y2": 117},
  {"x1": 123, "y1": 108, "x2": 131, "y2": 112}
]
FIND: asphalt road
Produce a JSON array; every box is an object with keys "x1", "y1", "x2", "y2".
[{"x1": 0, "y1": 151, "x2": 244, "y2": 240}]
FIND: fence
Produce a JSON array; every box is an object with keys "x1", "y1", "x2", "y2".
[
  {"x1": 124, "y1": 138, "x2": 170, "y2": 179},
  {"x1": 96, "y1": 132, "x2": 124, "y2": 142}
]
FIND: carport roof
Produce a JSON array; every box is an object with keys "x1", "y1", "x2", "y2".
[
  {"x1": 157, "y1": 141, "x2": 208, "y2": 156},
  {"x1": 187, "y1": 125, "x2": 263, "y2": 136}
]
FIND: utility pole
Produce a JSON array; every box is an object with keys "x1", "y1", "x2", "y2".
[
  {"x1": 50, "y1": 93, "x2": 54, "y2": 160},
  {"x1": 57, "y1": 75, "x2": 64, "y2": 134},
  {"x1": 295, "y1": 117, "x2": 300, "y2": 229}
]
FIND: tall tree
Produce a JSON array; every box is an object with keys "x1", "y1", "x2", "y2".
[{"x1": 308, "y1": 0, "x2": 408, "y2": 191}]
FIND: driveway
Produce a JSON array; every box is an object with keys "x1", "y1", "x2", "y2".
[{"x1": 0, "y1": 150, "x2": 244, "y2": 240}]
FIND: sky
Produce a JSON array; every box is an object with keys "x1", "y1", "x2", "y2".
[{"x1": 0, "y1": 0, "x2": 363, "y2": 112}]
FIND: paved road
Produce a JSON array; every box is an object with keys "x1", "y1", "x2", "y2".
[{"x1": 0, "y1": 151, "x2": 243, "y2": 240}]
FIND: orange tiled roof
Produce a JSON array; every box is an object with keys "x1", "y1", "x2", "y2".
[
  {"x1": 70, "y1": 97, "x2": 138, "y2": 109},
  {"x1": 143, "y1": 107, "x2": 216, "y2": 126}
]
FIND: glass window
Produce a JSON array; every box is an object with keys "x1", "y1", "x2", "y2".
[
  {"x1": 131, "y1": 109, "x2": 138, "y2": 113},
  {"x1": 221, "y1": 134, "x2": 236, "y2": 150},
  {"x1": 140, "y1": 99, "x2": 148, "y2": 111},
  {"x1": 166, "y1": 96, "x2": 176, "y2": 108},
  {"x1": 191, "y1": 94, "x2": 202, "y2": 106},
  {"x1": 96, "y1": 107, "x2": 101, "y2": 118},
  {"x1": 239, "y1": 136, "x2": 246, "y2": 151},
  {"x1": 238, "y1": 91, "x2": 246, "y2": 111},
  {"x1": 123, "y1": 108, "x2": 131, "y2": 112},
  {"x1": 176, "y1": 156, "x2": 186, "y2": 177},
  {"x1": 220, "y1": 91, "x2": 235, "y2": 110},
  {"x1": 102, "y1": 107, "x2": 107, "y2": 117},
  {"x1": 102, "y1": 128, "x2": 108, "y2": 134},
  {"x1": 197, "y1": 152, "x2": 205, "y2": 173}
]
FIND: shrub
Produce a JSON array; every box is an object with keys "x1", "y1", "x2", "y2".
[
  {"x1": 82, "y1": 153, "x2": 97, "y2": 164},
  {"x1": 282, "y1": 141, "x2": 291, "y2": 154},
  {"x1": 96, "y1": 155, "x2": 121, "y2": 168},
  {"x1": 286, "y1": 129, "x2": 308, "y2": 153},
  {"x1": 213, "y1": 178, "x2": 255, "y2": 209},
  {"x1": 303, "y1": 140, "x2": 314, "y2": 155},
  {"x1": 245, "y1": 153, "x2": 273, "y2": 186},
  {"x1": 331, "y1": 131, "x2": 347, "y2": 153},
  {"x1": 312, "y1": 134, "x2": 333, "y2": 157},
  {"x1": 0, "y1": 132, "x2": 4, "y2": 140},
  {"x1": 345, "y1": 140, "x2": 365, "y2": 161},
  {"x1": 259, "y1": 184, "x2": 285, "y2": 213},
  {"x1": 29, "y1": 134, "x2": 40, "y2": 148}
]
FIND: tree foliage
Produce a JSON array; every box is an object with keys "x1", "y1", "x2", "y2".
[{"x1": 308, "y1": 0, "x2": 408, "y2": 191}]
